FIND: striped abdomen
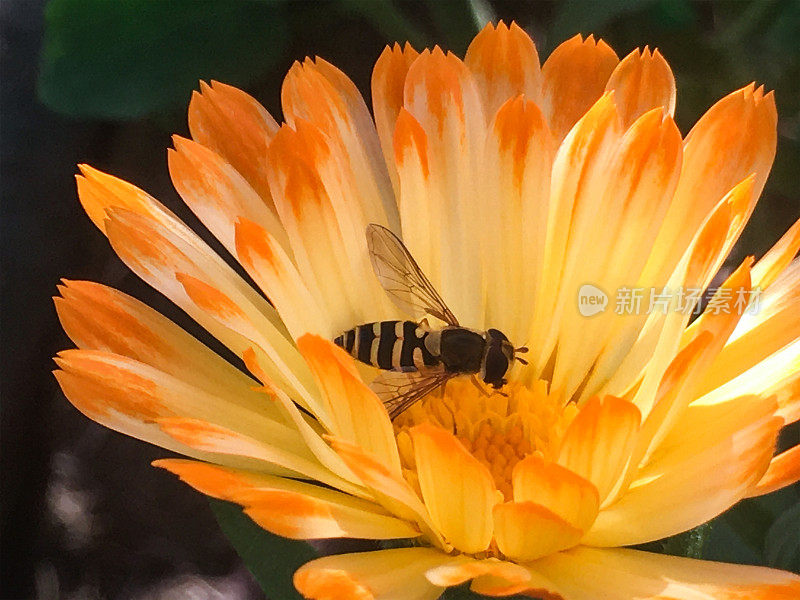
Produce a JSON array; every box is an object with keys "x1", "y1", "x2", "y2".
[{"x1": 334, "y1": 320, "x2": 439, "y2": 371}]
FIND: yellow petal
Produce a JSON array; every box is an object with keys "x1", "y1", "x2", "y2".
[
  {"x1": 464, "y1": 21, "x2": 542, "y2": 118},
  {"x1": 424, "y1": 557, "x2": 530, "y2": 589},
  {"x1": 493, "y1": 501, "x2": 582, "y2": 561},
  {"x1": 187, "y1": 80, "x2": 278, "y2": 204},
  {"x1": 530, "y1": 546, "x2": 800, "y2": 600},
  {"x1": 605, "y1": 47, "x2": 676, "y2": 127},
  {"x1": 154, "y1": 459, "x2": 417, "y2": 540},
  {"x1": 557, "y1": 395, "x2": 641, "y2": 505},
  {"x1": 297, "y1": 334, "x2": 401, "y2": 474},
  {"x1": 541, "y1": 34, "x2": 619, "y2": 141},
  {"x1": 411, "y1": 423, "x2": 496, "y2": 553},
  {"x1": 513, "y1": 453, "x2": 599, "y2": 532},
  {"x1": 294, "y1": 548, "x2": 453, "y2": 600}
]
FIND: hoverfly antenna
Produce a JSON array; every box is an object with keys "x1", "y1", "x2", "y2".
[
  {"x1": 515, "y1": 345, "x2": 529, "y2": 353},
  {"x1": 515, "y1": 356, "x2": 529, "y2": 365}
]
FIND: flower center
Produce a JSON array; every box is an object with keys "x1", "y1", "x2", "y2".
[{"x1": 393, "y1": 379, "x2": 577, "y2": 500}]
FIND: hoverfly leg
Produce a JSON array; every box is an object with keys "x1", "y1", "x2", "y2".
[{"x1": 469, "y1": 375, "x2": 491, "y2": 397}]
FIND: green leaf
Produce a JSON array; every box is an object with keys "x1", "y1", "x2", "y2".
[
  {"x1": 336, "y1": 0, "x2": 429, "y2": 48},
  {"x1": 764, "y1": 501, "x2": 800, "y2": 572},
  {"x1": 38, "y1": 0, "x2": 288, "y2": 119},
  {"x1": 210, "y1": 499, "x2": 318, "y2": 600}
]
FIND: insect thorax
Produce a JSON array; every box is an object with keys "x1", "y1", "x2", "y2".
[{"x1": 438, "y1": 327, "x2": 486, "y2": 374}]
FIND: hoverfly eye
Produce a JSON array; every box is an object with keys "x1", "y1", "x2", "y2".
[
  {"x1": 487, "y1": 328, "x2": 509, "y2": 342},
  {"x1": 483, "y1": 348, "x2": 509, "y2": 385}
]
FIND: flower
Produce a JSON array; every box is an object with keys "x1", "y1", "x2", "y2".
[{"x1": 54, "y1": 21, "x2": 800, "y2": 600}]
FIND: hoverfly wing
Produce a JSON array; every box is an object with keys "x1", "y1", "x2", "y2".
[
  {"x1": 370, "y1": 367, "x2": 455, "y2": 419},
  {"x1": 366, "y1": 224, "x2": 460, "y2": 326}
]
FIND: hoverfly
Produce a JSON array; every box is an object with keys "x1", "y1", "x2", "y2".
[{"x1": 334, "y1": 224, "x2": 528, "y2": 418}]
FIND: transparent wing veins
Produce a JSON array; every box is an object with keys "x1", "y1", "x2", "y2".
[
  {"x1": 370, "y1": 368, "x2": 455, "y2": 419},
  {"x1": 366, "y1": 224, "x2": 459, "y2": 326}
]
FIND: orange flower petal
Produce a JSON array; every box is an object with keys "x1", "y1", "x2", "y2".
[
  {"x1": 531, "y1": 547, "x2": 800, "y2": 599},
  {"x1": 557, "y1": 395, "x2": 641, "y2": 505},
  {"x1": 155, "y1": 459, "x2": 417, "y2": 540},
  {"x1": 647, "y1": 84, "x2": 776, "y2": 285},
  {"x1": 541, "y1": 34, "x2": 619, "y2": 141},
  {"x1": 294, "y1": 548, "x2": 453, "y2": 600},
  {"x1": 372, "y1": 41, "x2": 420, "y2": 195},
  {"x1": 752, "y1": 218, "x2": 800, "y2": 290},
  {"x1": 410, "y1": 423, "x2": 497, "y2": 553},
  {"x1": 168, "y1": 135, "x2": 289, "y2": 255},
  {"x1": 425, "y1": 557, "x2": 530, "y2": 589},
  {"x1": 75, "y1": 164, "x2": 177, "y2": 235},
  {"x1": 297, "y1": 334, "x2": 401, "y2": 474},
  {"x1": 747, "y1": 444, "x2": 800, "y2": 498},
  {"x1": 585, "y1": 395, "x2": 780, "y2": 546},
  {"x1": 329, "y1": 436, "x2": 446, "y2": 549},
  {"x1": 187, "y1": 81, "x2": 278, "y2": 206},
  {"x1": 53, "y1": 280, "x2": 267, "y2": 409},
  {"x1": 464, "y1": 21, "x2": 542, "y2": 118},
  {"x1": 483, "y1": 96, "x2": 554, "y2": 342},
  {"x1": 234, "y1": 217, "x2": 330, "y2": 338},
  {"x1": 53, "y1": 350, "x2": 313, "y2": 478},
  {"x1": 282, "y1": 57, "x2": 396, "y2": 229},
  {"x1": 605, "y1": 47, "x2": 676, "y2": 127},
  {"x1": 493, "y1": 502, "x2": 582, "y2": 561},
  {"x1": 513, "y1": 453, "x2": 599, "y2": 532},
  {"x1": 402, "y1": 47, "x2": 486, "y2": 326}
]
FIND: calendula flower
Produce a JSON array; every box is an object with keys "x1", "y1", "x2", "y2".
[{"x1": 54, "y1": 21, "x2": 800, "y2": 599}]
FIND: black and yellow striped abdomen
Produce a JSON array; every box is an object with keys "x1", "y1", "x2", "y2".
[{"x1": 334, "y1": 321, "x2": 439, "y2": 371}]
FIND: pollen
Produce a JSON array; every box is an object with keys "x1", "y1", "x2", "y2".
[{"x1": 394, "y1": 378, "x2": 578, "y2": 500}]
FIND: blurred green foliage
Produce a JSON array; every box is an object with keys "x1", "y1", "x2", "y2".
[{"x1": 38, "y1": 0, "x2": 799, "y2": 597}]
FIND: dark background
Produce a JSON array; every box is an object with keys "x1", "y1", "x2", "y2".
[{"x1": 2, "y1": 1, "x2": 799, "y2": 599}]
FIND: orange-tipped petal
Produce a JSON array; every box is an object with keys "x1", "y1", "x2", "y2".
[
  {"x1": 530, "y1": 546, "x2": 800, "y2": 600},
  {"x1": 512, "y1": 453, "x2": 599, "y2": 532},
  {"x1": 155, "y1": 459, "x2": 417, "y2": 540},
  {"x1": 605, "y1": 47, "x2": 676, "y2": 127},
  {"x1": 747, "y1": 444, "x2": 800, "y2": 498},
  {"x1": 168, "y1": 135, "x2": 288, "y2": 255},
  {"x1": 294, "y1": 548, "x2": 454, "y2": 600},
  {"x1": 297, "y1": 334, "x2": 401, "y2": 474},
  {"x1": 752, "y1": 217, "x2": 800, "y2": 290},
  {"x1": 464, "y1": 21, "x2": 542, "y2": 118},
  {"x1": 410, "y1": 424, "x2": 496, "y2": 553},
  {"x1": 585, "y1": 393, "x2": 780, "y2": 546},
  {"x1": 541, "y1": 34, "x2": 619, "y2": 140},
  {"x1": 281, "y1": 57, "x2": 396, "y2": 229},
  {"x1": 187, "y1": 81, "x2": 278, "y2": 204},
  {"x1": 557, "y1": 395, "x2": 641, "y2": 505},
  {"x1": 493, "y1": 502, "x2": 582, "y2": 561},
  {"x1": 424, "y1": 557, "x2": 531, "y2": 589},
  {"x1": 372, "y1": 41, "x2": 420, "y2": 195},
  {"x1": 75, "y1": 164, "x2": 178, "y2": 235},
  {"x1": 329, "y1": 436, "x2": 446, "y2": 549},
  {"x1": 648, "y1": 84, "x2": 776, "y2": 284},
  {"x1": 53, "y1": 280, "x2": 267, "y2": 408},
  {"x1": 234, "y1": 217, "x2": 330, "y2": 338}
]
